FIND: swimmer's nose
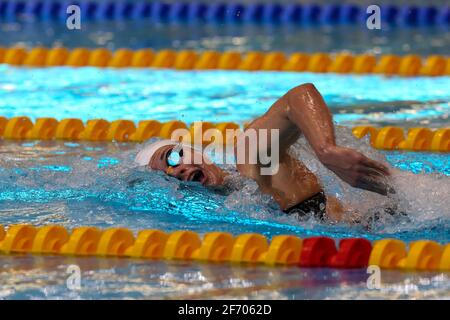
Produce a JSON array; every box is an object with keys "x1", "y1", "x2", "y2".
[{"x1": 166, "y1": 165, "x2": 190, "y2": 181}]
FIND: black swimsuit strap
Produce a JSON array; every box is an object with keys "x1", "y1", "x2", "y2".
[{"x1": 283, "y1": 191, "x2": 327, "y2": 220}]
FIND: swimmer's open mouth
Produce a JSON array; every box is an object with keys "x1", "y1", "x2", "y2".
[{"x1": 188, "y1": 170, "x2": 207, "y2": 184}]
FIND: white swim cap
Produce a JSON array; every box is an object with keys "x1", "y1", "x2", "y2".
[
  {"x1": 134, "y1": 139, "x2": 209, "y2": 167},
  {"x1": 134, "y1": 139, "x2": 178, "y2": 166}
]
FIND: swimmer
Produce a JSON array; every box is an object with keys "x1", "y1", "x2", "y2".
[{"x1": 135, "y1": 83, "x2": 391, "y2": 222}]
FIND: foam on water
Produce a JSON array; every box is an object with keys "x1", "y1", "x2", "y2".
[
  {"x1": 290, "y1": 127, "x2": 450, "y2": 232},
  {"x1": 220, "y1": 126, "x2": 450, "y2": 237}
]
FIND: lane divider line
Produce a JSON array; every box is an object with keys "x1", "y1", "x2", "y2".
[
  {"x1": 1, "y1": 2, "x2": 450, "y2": 27},
  {"x1": 0, "y1": 224, "x2": 448, "y2": 271},
  {"x1": 1, "y1": 116, "x2": 449, "y2": 152},
  {"x1": 1, "y1": 47, "x2": 449, "y2": 76}
]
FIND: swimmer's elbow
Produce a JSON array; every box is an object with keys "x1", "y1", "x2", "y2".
[
  {"x1": 283, "y1": 83, "x2": 319, "y2": 113},
  {"x1": 287, "y1": 83, "x2": 317, "y2": 97}
]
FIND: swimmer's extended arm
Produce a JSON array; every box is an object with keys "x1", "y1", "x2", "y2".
[{"x1": 246, "y1": 83, "x2": 391, "y2": 195}]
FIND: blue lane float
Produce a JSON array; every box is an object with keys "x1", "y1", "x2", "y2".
[
  {"x1": 302, "y1": 4, "x2": 321, "y2": 24},
  {"x1": 399, "y1": 6, "x2": 419, "y2": 26},
  {"x1": 340, "y1": 4, "x2": 360, "y2": 24},
  {"x1": 280, "y1": 3, "x2": 302, "y2": 23},
  {"x1": 242, "y1": 3, "x2": 263, "y2": 23},
  {"x1": 1, "y1": 1, "x2": 449, "y2": 27},
  {"x1": 224, "y1": 3, "x2": 245, "y2": 23},
  {"x1": 418, "y1": 6, "x2": 438, "y2": 26}
]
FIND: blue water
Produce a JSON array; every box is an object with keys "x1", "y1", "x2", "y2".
[
  {"x1": 1, "y1": 254, "x2": 448, "y2": 299},
  {"x1": 1, "y1": 66, "x2": 450, "y2": 127},
  {"x1": 0, "y1": 66, "x2": 449, "y2": 299}
]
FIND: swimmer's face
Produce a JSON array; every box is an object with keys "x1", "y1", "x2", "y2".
[{"x1": 148, "y1": 144, "x2": 225, "y2": 186}]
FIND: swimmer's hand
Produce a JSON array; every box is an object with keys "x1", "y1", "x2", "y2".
[{"x1": 318, "y1": 145, "x2": 391, "y2": 195}]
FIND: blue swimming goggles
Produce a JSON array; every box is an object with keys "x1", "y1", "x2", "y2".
[{"x1": 166, "y1": 144, "x2": 183, "y2": 167}]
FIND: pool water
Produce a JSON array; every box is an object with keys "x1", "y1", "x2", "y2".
[
  {"x1": 0, "y1": 66, "x2": 449, "y2": 299},
  {"x1": 1, "y1": 66, "x2": 450, "y2": 127},
  {"x1": 1, "y1": 255, "x2": 448, "y2": 299}
]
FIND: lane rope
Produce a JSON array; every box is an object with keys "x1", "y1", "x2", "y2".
[
  {"x1": 1, "y1": 47, "x2": 449, "y2": 76},
  {"x1": 0, "y1": 224, "x2": 448, "y2": 271},
  {"x1": 1, "y1": 1, "x2": 449, "y2": 27},
  {"x1": 0, "y1": 116, "x2": 449, "y2": 152}
]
